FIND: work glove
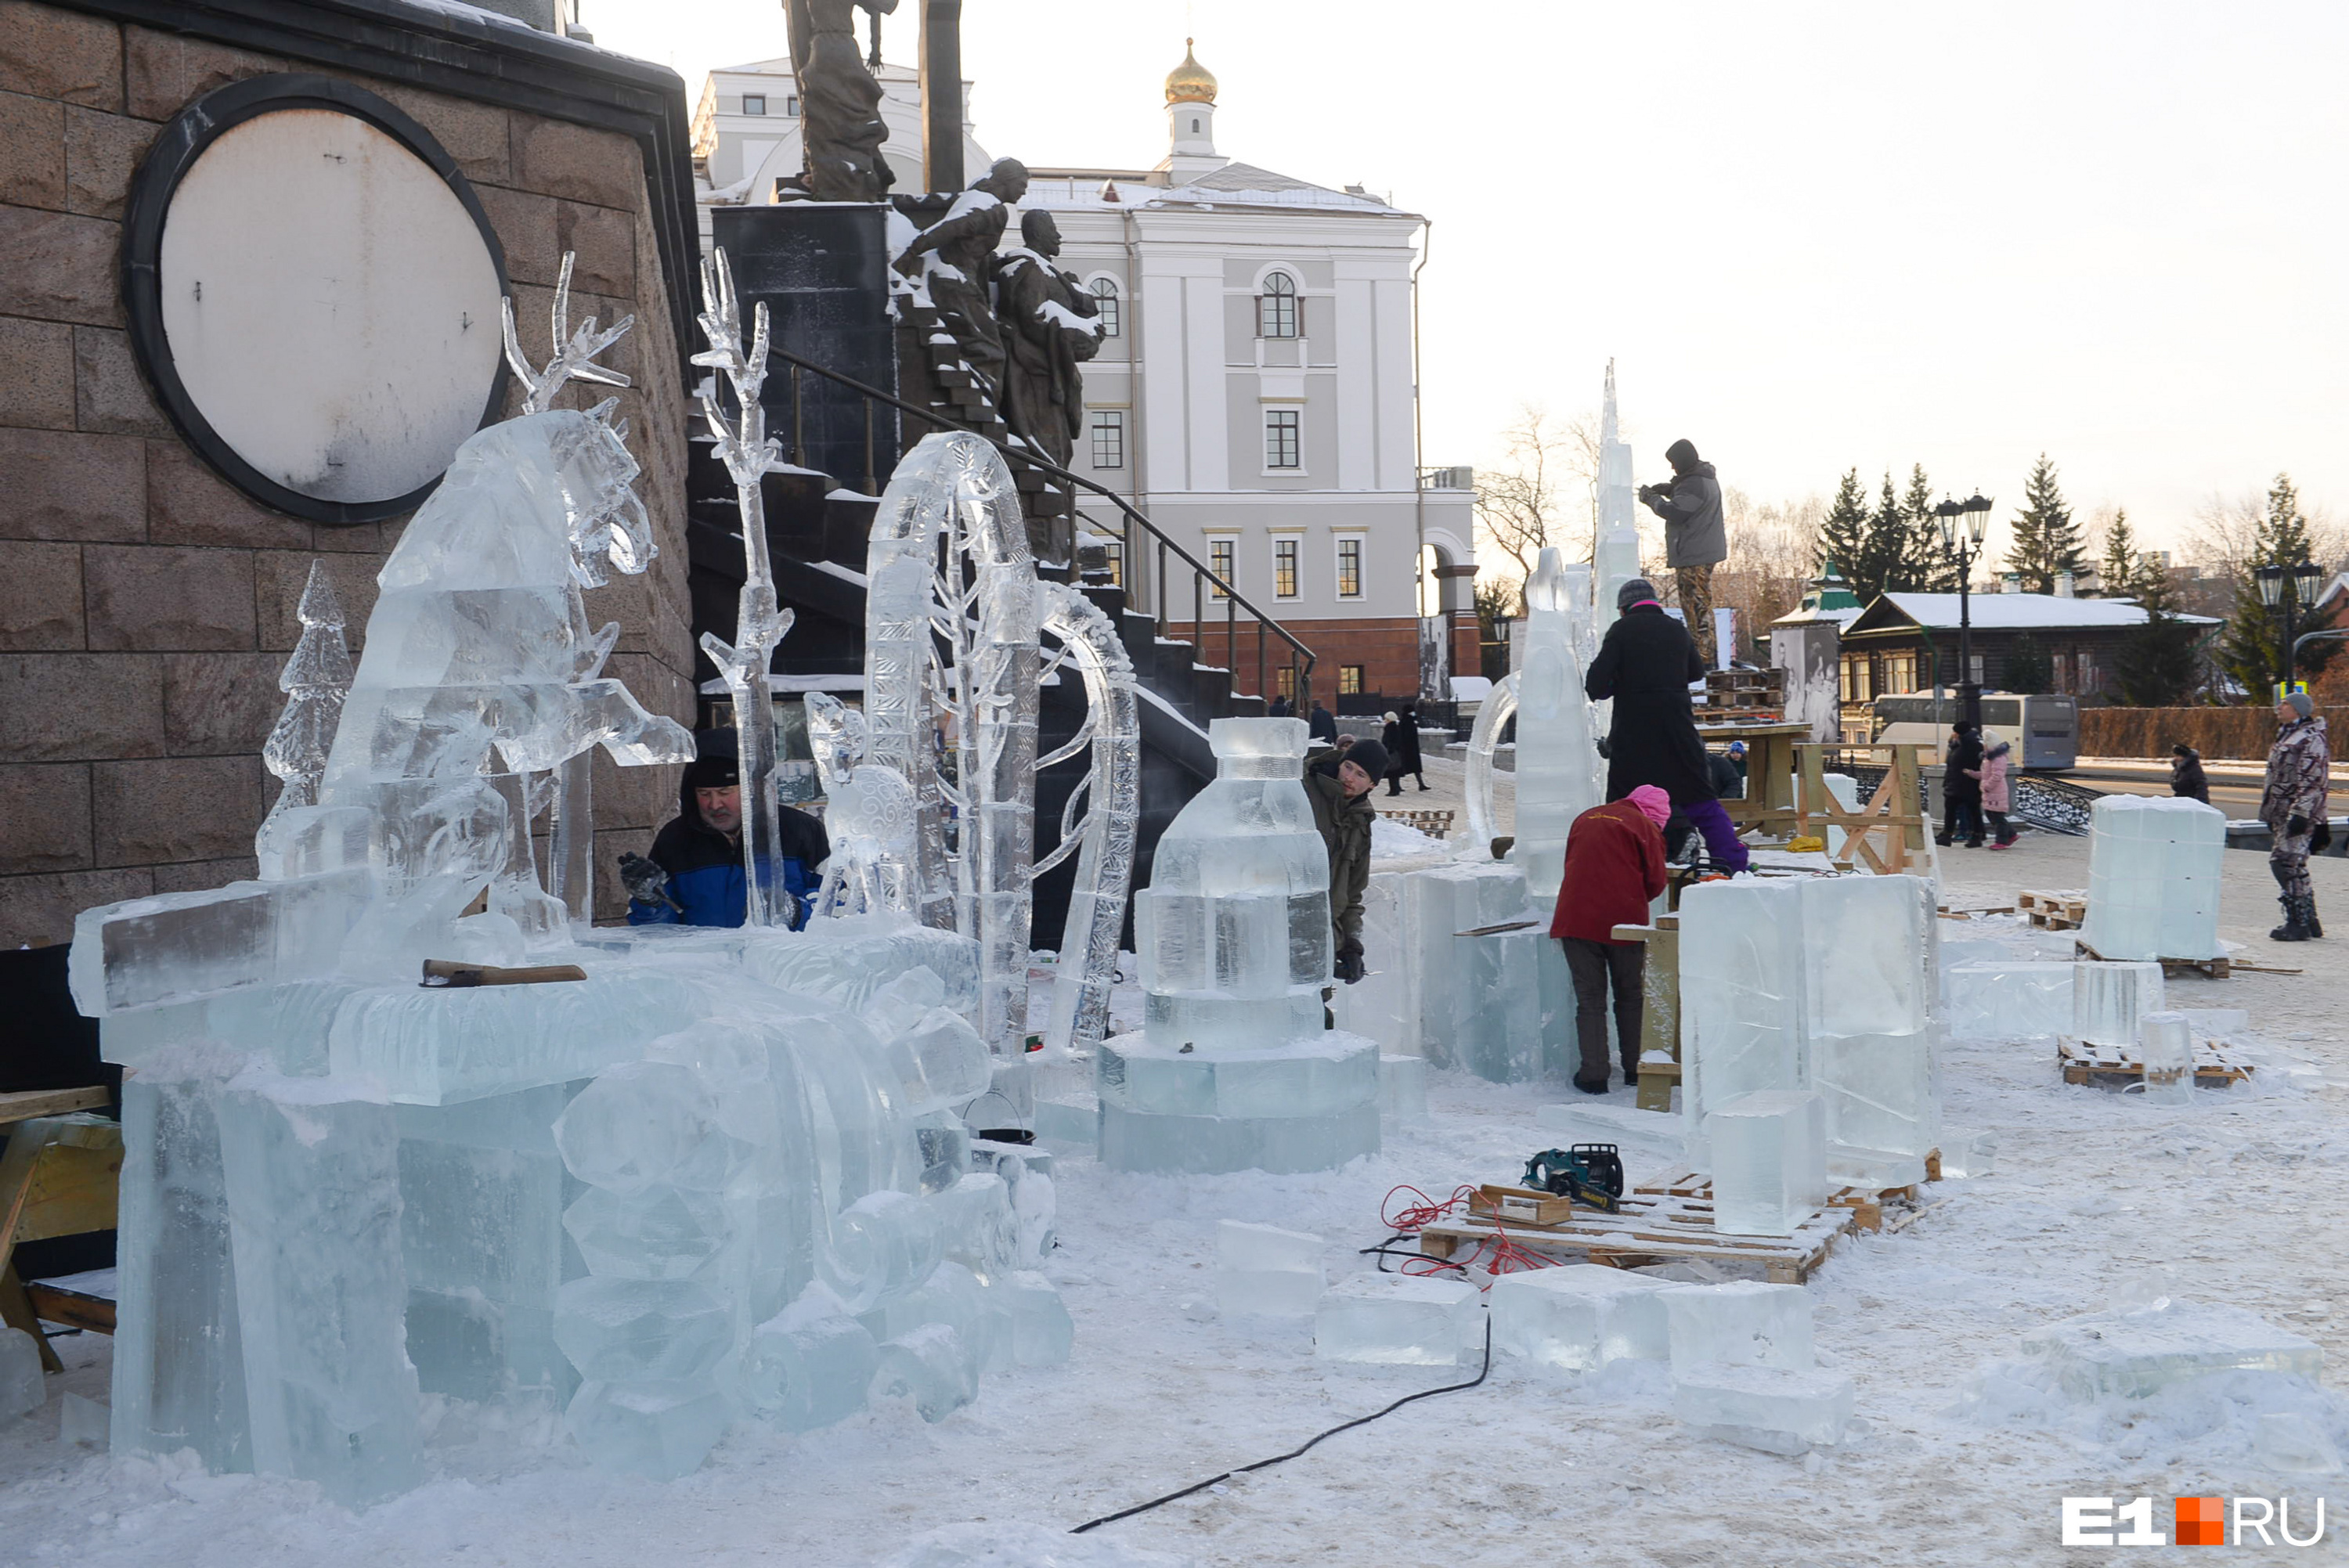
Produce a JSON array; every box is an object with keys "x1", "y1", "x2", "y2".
[
  {"x1": 618, "y1": 851, "x2": 679, "y2": 910},
  {"x1": 2286, "y1": 814, "x2": 2312, "y2": 838},
  {"x1": 1333, "y1": 944, "x2": 1366, "y2": 985}
]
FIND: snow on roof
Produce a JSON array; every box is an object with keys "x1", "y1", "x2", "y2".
[
  {"x1": 1851, "y1": 592, "x2": 2221, "y2": 633},
  {"x1": 1022, "y1": 161, "x2": 1412, "y2": 217}
]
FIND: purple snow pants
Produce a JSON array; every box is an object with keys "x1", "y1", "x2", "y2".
[{"x1": 1679, "y1": 796, "x2": 1751, "y2": 874}]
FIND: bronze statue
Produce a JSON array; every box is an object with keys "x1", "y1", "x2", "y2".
[
  {"x1": 782, "y1": 0, "x2": 899, "y2": 202},
  {"x1": 893, "y1": 157, "x2": 1030, "y2": 398},
  {"x1": 996, "y1": 210, "x2": 1102, "y2": 563}
]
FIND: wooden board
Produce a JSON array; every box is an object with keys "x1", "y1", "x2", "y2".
[
  {"x1": 0, "y1": 1087, "x2": 109, "y2": 1126},
  {"x1": 1467, "y1": 1184, "x2": 1583, "y2": 1227},
  {"x1": 1418, "y1": 1184, "x2": 1858, "y2": 1285},
  {"x1": 2019, "y1": 889, "x2": 2087, "y2": 931},
  {"x1": 24, "y1": 1281, "x2": 114, "y2": 1336},
  {"x1": 2075, "y1": 940, "x2": 2232, "y2": 980},
  {"x1": 2058, "y1": 1036, "x2": 2255, "y2": 1089}
]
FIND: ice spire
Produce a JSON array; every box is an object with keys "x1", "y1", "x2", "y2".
[
  {"x1": 1594, "y1": 359, "x2": 1641, "y2": 626},
  {"x1": 256, "y1": 561, "x2": 353, "y2": 852},
  {"x1": 691, "y1": 249, "x2": 796, "y2": 928}
]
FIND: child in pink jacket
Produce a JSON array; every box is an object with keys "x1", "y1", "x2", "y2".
[{"x1": 1968, "y1": 738, "x2": 2016, "y2": 848}]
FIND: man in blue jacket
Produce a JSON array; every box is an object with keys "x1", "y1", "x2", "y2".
[{"x1": 623, "y1": 730, "x2": 829, "y2": 928}]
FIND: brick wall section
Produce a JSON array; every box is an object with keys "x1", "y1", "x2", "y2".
[
  {"x1": 1164, "y1": 615, "x2": 1426, "y2": 705},
  {"x1": 0, "y1": 2, "x2": 695, "y2": 943}
]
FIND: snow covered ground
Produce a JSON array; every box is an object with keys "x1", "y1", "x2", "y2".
[{"x1": 2, "y1": 829, "x2": 2343, "y2": 1566}]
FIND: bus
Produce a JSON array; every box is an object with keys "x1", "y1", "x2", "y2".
[{"x1": 1871, "y1": 693, "x2": 2079, "y2": 771}]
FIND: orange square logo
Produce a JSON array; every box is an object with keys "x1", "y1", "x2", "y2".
[{"x1": 2175, "y1": 1496, "x2": 2225, "y2": 1545}]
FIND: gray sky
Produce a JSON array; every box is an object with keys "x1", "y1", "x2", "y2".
[{"x1": 586, "y1": 0, "x2": 2349, "y2": 562}]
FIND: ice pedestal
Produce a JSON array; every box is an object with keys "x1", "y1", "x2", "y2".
[
  {"x1": 1678, "y1": 880, "x2": 1806, "y2": 1168},
  {"x1": 1706, "y1": 1091, "x2": 1828, "y2": 1238},
  {"x1": 1672, "y1": 1362, "x2": 1854, "y2": 1451},
  {"x1": 0, "y1": 1328, "x2": 41, "y2": 1422},
  {"x1": 1945, "y1": 962, "x2": 2074, "y2": 1040},
  {"x1": 1096, "y1": 1032, "x2": 1380, "y2": 1175},
  {"x1": 2073, "y1": 961, "x2": 2165, "y2": 1046},
  {"x1": 1490, "y1": 1264, "x2": 1669, "y2": 1372},
  {"x1": 1661, "y1": 1281, "x2": 1814, "y2": 1373},
  {"x1": 1315, "y1": 1274, "x2": 1481, "y2": 1366},
  {"x1": 1218, "y1": 1220, "x2": 1324, "y2": 1317},
  {"x1": 2020, "y1": 1298, "x2": 2322, "y2": 1400},
  {"x1": 2078, "y1": 795, "x2": 2227, "y2": 961}
]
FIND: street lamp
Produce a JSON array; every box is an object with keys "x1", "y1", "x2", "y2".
[
  {"x1": 1936, "y1": 491, "x2": 1994, "y2": 729},
  {"x1": 2255, "y1": 558, "x2": 2328, "y2": 694}
]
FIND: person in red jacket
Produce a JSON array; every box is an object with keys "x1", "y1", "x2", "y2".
[{"x1": 1548, "y1": 785, "x2": 1672, "y2": 1094}]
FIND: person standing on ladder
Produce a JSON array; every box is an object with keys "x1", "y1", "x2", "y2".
[{"x1": 1637, "y1": 438, "x2": 1727, "y2": 668}]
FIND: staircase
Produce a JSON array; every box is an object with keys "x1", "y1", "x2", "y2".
[{"x1": 685, "y1": 353, "x2": 1310, "y2": 946}]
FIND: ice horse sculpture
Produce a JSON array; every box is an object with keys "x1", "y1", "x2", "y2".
[
  {"x1": 71, "y1": 258, "x2": 1070, "y2": 1504},
  {"x1": 1099, "y1": 717, "x2": 1381, "y2": 1173}
]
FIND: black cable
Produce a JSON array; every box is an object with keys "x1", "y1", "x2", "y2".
[
  {"x1": 1068, "y1": 1318, "x2": 1494, "y2": 1535},
  {"x1": 1359, "y1": 1239, "x2": 1466, "y2": 1275}
]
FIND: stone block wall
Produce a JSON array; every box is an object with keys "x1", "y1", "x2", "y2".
[{"x1": 0, "y1": 0, "x2": 696, "y2": 943}]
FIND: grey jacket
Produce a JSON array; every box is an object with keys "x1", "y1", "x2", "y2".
[{"x1": 1645, "y1": 461, "x2": 1727, "y2": 568}]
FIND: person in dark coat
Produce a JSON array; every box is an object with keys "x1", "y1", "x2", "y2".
[
  {"x1": 1308, "y1": 701, "x2": 1338, "y2": 744},
  {"x1": 1549, "y1": 785, "x2": 1671, "y2": 1094},
  {"x1": 1305, "y1": 737, "x2": 1384, "y2": 985},
  {"x1": 622, "y1": 730, "x2": 829, "y2": 928},
  {"x1": 1939, "y1": 722, "x2": 1985, "y2": 847},
  {"x1": 1585, "y1": 578, "x2": 1751, "y2": 873},
  {"x1": 1267, "y1": 694, "x2": 1292, "y2": 718},
  {"x1": 2170, "y1": 743, "x2": 2210, "y2": 805},
  {"x1": 1379, "y1": 711, "x2": 1407, "y2": 795},
  {"x1": 1395, "y1": 704, "x2": 1429, "y2": 791}
]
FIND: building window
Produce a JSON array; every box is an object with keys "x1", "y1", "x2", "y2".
[
  {"x1": 1089, "y1": 277, "x2": 1120, "y2": 337},
  {"x1": 742, "y1": 93, "x2": 767, "y2": 115},
  {"x1": 1257, "y1": 272, "x2": 1299, "y2": 338},
  {"x1": 1089, "y1": 410, "x2": 1125, "y2": 469},
  {"x1": 1335, "y1": 536, "x2": 1364, "y2": 599},
  {"x1": 1265, "y1": 409, "x2": 1300, "y2": 470},
  {"x1": 785, "y1": 96, "x2": 800, "y2": 117},
  {"x1": 1101, "y1": 539, "x2": 1123, "y2": 588},
  {"x1": 1276, "y1": 665, "x2": 1297, "y2": 701},
  {"x1": 1338, "y1": 665, "x2": 1365, "y2": 696},
  {"x1": 1209, "y1": 537, "x2": 1235, "y2": 600},
  {"x1": 1273, "y1": 537, "x2": 1299, "y2": 599}
]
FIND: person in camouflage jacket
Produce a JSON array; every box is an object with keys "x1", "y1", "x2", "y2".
[{"x1": 2260, "y1": 691, "x2": 2332, "y2": 941}]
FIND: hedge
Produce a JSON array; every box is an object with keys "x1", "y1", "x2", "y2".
[{"x1": 2078, "y1": 705, "x2": 2347, "y2": 761}]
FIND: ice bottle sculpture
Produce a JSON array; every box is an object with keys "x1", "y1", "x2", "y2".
[
  {"x1": 1101, "y1": 717, "x2": 1380, "y2": 1173},
  {"x1": 1514, "y1": 548, "x2": 1604, "y2": 903}
]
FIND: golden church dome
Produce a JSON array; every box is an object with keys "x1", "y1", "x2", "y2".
[{"x1": 1164, "y1": 38, "x2": 1217, "y2": 105}]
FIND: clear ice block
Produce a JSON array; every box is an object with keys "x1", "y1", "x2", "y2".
[
  {"x1": 2019, "y1": 1298, "x2": 2323, "y2": 1400},
  {"x1": 1490, "y1": 1264, "x2": 1670, "y2": 1372},
  {"x1": 1679, "y1": 880, "x2": 1806, "y2": 1166},
  {"x1": 1706, "y1": 1090, "x2": 1829, "y2": 1238},
  {"x1": 59, "y1": 1391, "x2": 108, "y2": 1447},
  {"x1": 1812, "y1": 1029, "x2": 1936, "y2": 1162},
  {"x1": 2138, "y1": 1011, "x2": 2195, "y2": 1104},
  {"x1": 2253, "y1": 1411, "x2": 2344, "y2": 1475},
  {"x1": 1801, "y1": 876, "x2": 1931, "y2": 1038},
  {"x1": 1096, "y1": 1030, "x2": 1380, "y2": 1175},
  {"x1": 1661, "y1": 1281, "x2": 1815, "y2": 1374},
  {"x1": 0, "y1": 1328, "x2": 41, "y2": 1422},
  {"x1": 742, "y1": 1308, "x2": 880, "y2": 1433},
  {"x1": 870, "y1": 1322, "x2": 979, "y2": 1422},
  {"x1": 1672, "y1": 1361, "x2": 1854, "y2": 1451},
  {"x1": 553, "y1": 1278, "x2": 733, "y2": 1382},
  {"x1": 1944, "y1": 961, "x2": 2075, "y2": 1040},
  {"x1": 1513, "y1": 548, "x2": 1604, "y2": 905},
  {"x1": 565, "y1": 1379, "x2": 734, "y2": 1480},
  {"x1": 69, "y1": 871, "x2": 372, "y2": 1017},
  {"x1": 2078, "y1": 795, "x2": 2227, "y2": 962},
  {"x1": 1217, "y1": 1220, "x2": 1326, "y2": 1317},
  {"x1": 992, "y1": 1270, "x2": 1075, "y2": 1366},
  {"x1": 1219, "y1": 1220, "x2": 1324, "y2": 1273},
  {"x1": 2073, "y1": 961, "x2": 2165, "y2": 1047},
  {"x1": 333, "y1": 971, "x2": 711, "y2": 1105},
  {"x1": 1315, "y1": 1274, "x2": 1481, "y2": 1366},
  {"x1": 1377, "y1": 1054, "x2": 1428, "y2": 1119}
]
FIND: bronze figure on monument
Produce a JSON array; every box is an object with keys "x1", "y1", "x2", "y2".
[{"x1": 781, "y1": 0, "x2": 900, "y2": 202}]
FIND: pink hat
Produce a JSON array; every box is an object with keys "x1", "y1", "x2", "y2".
[{"x1": 1627, "y1": 786, "x2": 1672, "y2": 828}]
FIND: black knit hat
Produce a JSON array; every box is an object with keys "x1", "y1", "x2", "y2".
[
  {"x1": 1618, "y1": 576, "x2": 1659, "y2": 611},
  {"x1": 684, "y1": 729, "x2": 742, "y2": 791},
  {"x1": 1344, "y1": 737, "x2": 1391, "y2": 778}
]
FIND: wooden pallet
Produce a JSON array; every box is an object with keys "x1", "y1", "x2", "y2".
[
  {"x1": 1377, "y1": 807, "x2": 1456, "y2": 836},
  {"x1": 2058, "y1": 1036, "x2": 2256, "y2": 1089},
  {"x1": 1421, "y1": 1179, "x2": 1864, "y2": 1285},
  {"x1": 2074, "y1": 940, "x2": 2232, "y2": 980},
  {"x1": 2019, "y1": 889, "x2": 2086, "y2": 930}
]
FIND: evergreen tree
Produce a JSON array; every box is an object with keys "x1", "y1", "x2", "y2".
[
  {"x1": 1897, "y1": 464, "x2": 1951, "y2": 592},
  {"x1": 2004, "y1": 634, "x2": 2052, "y2": 694},
  {"x1": 1867, "y1": 472, "x2": 1911, "y2": 594},
  {"x1": 1817, "y1": 468, "x2": 1875, "y2": 597},
  {"x1": 2214, "y1": 472, "x2": 2338, "y2": 697},
  {"x1": 2113, "y1": 557, "x2": 2203, "y2": 705},
  {"x1": 2002, "y1": 453, "x2": 2088, "y2": 593},
  {"x1": 2098, "y1": 509, "x2": 2145, "y2": 599}
]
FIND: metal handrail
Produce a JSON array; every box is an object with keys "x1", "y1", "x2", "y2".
[{"x1": 756, "y1": 343, "x2": 1317, "y2": 708}]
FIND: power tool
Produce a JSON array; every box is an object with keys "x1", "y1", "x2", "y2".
[{"x1": 1522, "y1": 1144, "x2": 1626, "y2": 1214}]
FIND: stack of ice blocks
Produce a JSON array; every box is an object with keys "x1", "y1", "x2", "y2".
[
  {"x1": 2077, "y1": 795, "x2": 2227, "y2": 962},
  {"x1": 1396, "y1": 861, "x2": 1574, "y2": 1083},
  {"x1": 1801, "y1": 876, "x2": 1937, "y2": 1179},
  {"x1": 1678, "y1": 879, "x2": 1806, "y2": 1170},
  {"x1": 1706, "y1": 1090, "x2": 1829, "y2": 1237},
  {"x1": 1099, "y1": 719, "x2": 1380, "y2": 1174},
  {"x1": 1217, "y1": 1220, "x2": 1323, "y2": 1317},
  {"x1": 1664, "y1": 1281, "x2": 1852, "y2": 1452},
  {"x1": 1315, "y1": 1273, "x2": 1482, "y2": 1365},
  {"x1": 1491, "y1": 1264, "x2": 1669, "y2": 1372},
  {"x1": 2073, "y1": 961, "x2": 2165, "y2": 1046},
  {"x1": 2020, "y1": 1298, "x2": 2322, "y2": 1400}
]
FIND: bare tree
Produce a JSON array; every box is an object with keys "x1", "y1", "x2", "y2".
[
  {"x1": 1700, "y1": 488, "x2": 1826, "y2": 660},
  {"x1": 1472, "y1": 404, "x2": 1601, "y2": 584}
]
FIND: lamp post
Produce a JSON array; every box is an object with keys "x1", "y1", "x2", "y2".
[
  {"x1": 2254, "y1": 557, "x2": 2328, "y2": 695},
  {"x1": 1936, "y1": 491, "x2": 1995, "y2": 730}
]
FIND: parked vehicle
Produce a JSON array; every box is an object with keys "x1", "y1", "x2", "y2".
[{"x1": 1871, "y1": 692, "x2": 2078, "y2": 771}]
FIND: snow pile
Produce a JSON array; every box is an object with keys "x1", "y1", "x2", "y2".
[
  {"x1": 1369, "y1": 815, "x2": 1442, "y2": 860},
  {"x1": 876, "y1": 1521, "x2": 1196, "y2": 1566}
]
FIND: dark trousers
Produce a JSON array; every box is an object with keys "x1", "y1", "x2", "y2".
[
  {"x1": 1561, "y1": 937, "x2": 1644, "y2": 1083},
  {"x1": 1943, "y1": 794, "x2": 1982, "y2": 843},
  {"x1": 1985, "y1": 809, "x2": 2012, "y2": 843}
]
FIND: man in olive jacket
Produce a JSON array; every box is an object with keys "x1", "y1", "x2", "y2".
[{"x1": 1307, "y1": 737, "x2": 1384, "y2": 985}]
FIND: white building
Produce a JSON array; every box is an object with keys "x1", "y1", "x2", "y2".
[{"x1": 692, "y1": 41, "x2": 1475, "y2": 703}]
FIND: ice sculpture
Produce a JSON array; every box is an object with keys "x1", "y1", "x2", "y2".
[
  {"x1": 804, "y1": 691, "x2": 919, "y2": 917},
  {"x1": 1458, "y1": 671, "x2": 1518, "y2": 854},
  {"x1": 1100, "y1": 717, "x2": 1380, "y2": 1173},
  {"x1": 74, "y1": 255, "x2": 1070, "y2": 1501},
  {"x1": 1513, "y1": 547, "x2": 1605, "y2": 903},
  {"x1": 254, "y1": 562, "x2": 352, "y2": 877},
  {"x1": 2077, "y1": 795, "x2": 2226, "y2": 962},
  {"x1": 1594, "y1": 360, "x2": 1644, "y2": 629}
]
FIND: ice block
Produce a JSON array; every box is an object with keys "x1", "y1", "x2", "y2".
[
  {"x1": 2020, "y1": 1298, "x2": 2322, "y2": 1400},
  {"x1": 1705, "y1": 1090, "x2": 1829, "y2": 1238},
  {"x1": 1315, "y1": 1273, "x2": 1482, "y2": 1366},
  {"x1": 1679, "y1": 880, "x2": 1806, "y2": 1167},
  {"x1": 1378, "y1": 1054, "x2": 1429, "y2": 1119},
  {"x1": 1661, "y1": 1281, "x2": 1815, "y2": 1373},
  {"x1": 1490, "y1": 1264, "x2": 1669, "y2": 1372},
  {"x1": 1672, "y1": 1361, "x2": 1854, "y2": 1451},
  {"x1": 1217, "y1": 1220, "x2": 1326, "y2": 1317},
  {"x1": 2138, "y1": 1011, "x2": 2196, "y2": 1105},
  {"x1": 2073, "y1": 961, "x2": 2165, "y2": 1046},
  {"x1": 2078, "y1": 795, "x2": 2227, "y2": 962},
  {"x1": 0, "y1": 1328, "x2": 41, "y2": 1422},
  {"x1": 1944, "y1": 961, "x2": 2074, "y2": 1040}
]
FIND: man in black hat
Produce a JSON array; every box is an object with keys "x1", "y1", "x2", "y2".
[
  {"x1": 621, "y1": 729, "x2": 829, "y2": 928},
  {"x1": 1637, "y1": 438, "x2": 1728, "y2": 666},
  {"x1": 1586, "y1": 577, "x2": 1750, "y2": 874},
  {"x1": 1306, "y1": 736, "x2": 1387, "y2": 984}
]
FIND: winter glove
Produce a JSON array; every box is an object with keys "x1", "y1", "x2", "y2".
[
  {"x1": 1333, "y1": 943, "x2": 1366, "y2": 986},
  {"x1": 618, "y1": 851, "x2": 679, "y2": 910},
  {"x1": 2287, "y1": 814, "x2": 2312, "y2": 838},
  {"x1": 2315, "y1": 820, "x2": 2335, "y2": 853}
]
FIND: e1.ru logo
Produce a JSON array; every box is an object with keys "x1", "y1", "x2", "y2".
[{"x1": 2062, "y1": 1496, "x2": 2328, "y2": 1546}]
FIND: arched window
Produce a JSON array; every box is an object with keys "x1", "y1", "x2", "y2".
[
  {"x1": 1257, "y1": 272, "x2": 1298, "y2": 339},
  {"x1": 1088, "y1": 276, "x2": 1120, "y2": 337}
]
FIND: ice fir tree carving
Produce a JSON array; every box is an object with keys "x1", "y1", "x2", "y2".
[{"x1": 257, "y1": 561, "x2": 354, "y2": 859}]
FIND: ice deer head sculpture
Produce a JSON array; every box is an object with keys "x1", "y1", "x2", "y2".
[{"x1": 805, "y1": 691, "x2": 918, "y2": 919}]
